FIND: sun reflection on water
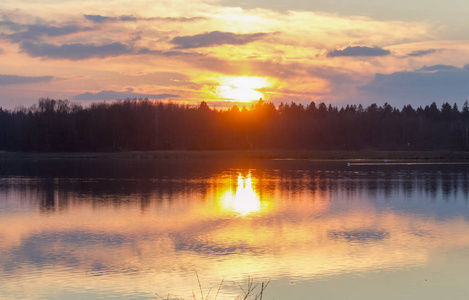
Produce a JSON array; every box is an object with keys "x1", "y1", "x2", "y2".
[
  {"x1": 4, "y1": 168, "x2": 469, "y2": 299},
  {"x1": 221, "y1": 174, "x2": 262, "y2": 216}
]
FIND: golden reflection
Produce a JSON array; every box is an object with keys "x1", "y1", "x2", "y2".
[
  {"x1": 3, "y1": 171, "x2": 469, "y2": 299},
  {"x1": 221, "y1": 174, "x2": 261, "y2": 216}
]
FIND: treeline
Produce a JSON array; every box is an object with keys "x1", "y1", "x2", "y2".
[{"x1": 0, "y1": 98, "x2": 468, "y2": 152}]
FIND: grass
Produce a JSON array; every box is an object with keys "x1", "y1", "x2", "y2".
[{"x1": 155, "y1": 273, "x2": 270, "y2": 300}]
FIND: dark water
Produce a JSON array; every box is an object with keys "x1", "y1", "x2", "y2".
[{"x1": 1, "y1": 158, "x2": 469, "y2": 299}]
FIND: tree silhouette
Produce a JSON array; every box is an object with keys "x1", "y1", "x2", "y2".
[{"x1": 0, "y1": 98, "x2": 467, "y2": 152}]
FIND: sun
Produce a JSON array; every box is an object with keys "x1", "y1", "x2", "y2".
[{"x1": 217, "y1": 76, "x2": 272, "y2": 103}]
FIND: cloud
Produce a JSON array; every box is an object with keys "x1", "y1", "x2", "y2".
[
  {"x1": 170, "y1": 31, "x2": 268, "y2": 49},
  {"x1": 83, "y1": 14, "x2": 112, "y2": 23},
  {"x1": 120, "y1": 71, "x2": 193, "y2": 86},
  {"x1": 327, "y1": 46, "x2": 391, "y2": 57},
  {"x1": 135, "y1": 48, "x2": 192, "y2": 57},
  {"x1": 360, "y1": 64, "x2": 469, "y2": 105},
  {"x1": 0, "y1": 74, "x2": 54, "y2": 86},
  {"x1": 419, "y1": 64, "x2": 458, "y2": 72},
  {"x1": 18, "y1": 40, "x2": 194, "y2": 60},
  {"x1": 0, "y1": 1, "x2": 440, "y2": 108},
  {"x1": 73, "y1": 90, "x2": 179, "y2": 101},
  {"x1": 19, "y1": 41, "x2": 138, "y2": 60},
  {"x1": 84, "y1": 14, "x2": 205, "y2": 23},
  {"x1": 7, "y1": 24, "x2": 94, "y2": 42},
  {"x1": 407, "y1": 49, "x2": 437, "y2": 57},
  {"x1": 0, "y1": 19, "x2": 94, "y2": 42},
  {"x1": 0, "y1": 19, "x2": 24, "y2": 31}
]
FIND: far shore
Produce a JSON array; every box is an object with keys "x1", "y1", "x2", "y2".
[{"x1": 1, "y1": 150, "x2": 469, "y2": 161}]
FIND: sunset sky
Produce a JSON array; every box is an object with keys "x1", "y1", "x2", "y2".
[{"x1": 1, "y1": 0, "x2": 469, "y2": 109}]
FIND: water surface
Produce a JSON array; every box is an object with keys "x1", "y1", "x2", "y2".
[{"x1": 1, "y1": 159, "x2": 469, "y2": 299}]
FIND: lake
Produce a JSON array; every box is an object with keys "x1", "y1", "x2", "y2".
[{"x1": 1, "y1": 157, "x2": 469, "y2": 299}]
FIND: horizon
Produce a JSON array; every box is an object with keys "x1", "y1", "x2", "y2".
[{"x1": 1, "y1": 97, "x2": 468, "y2": 113}]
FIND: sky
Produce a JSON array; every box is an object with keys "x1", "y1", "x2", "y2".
[{"x1": 1, "y1": 0, "x2": 469, "y2": 109}]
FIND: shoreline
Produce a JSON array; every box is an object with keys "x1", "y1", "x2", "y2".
[{"x1": 1, "y1": 150, "x2": 469, "y2": 161}]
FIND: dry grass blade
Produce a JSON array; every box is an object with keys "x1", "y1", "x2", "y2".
[
  {"x1": 254, "y1": 281, "x2": 270, "y2": 300},
  {"x1": 196, "y1": 271, "x2": 204, "y2": 300},
  {"x1": 205, "y1": 288, "x2": 212, "y2": 300},
  {"x1": 214, "y1": 279, "x2": 224, "y2": 300},
  {"x1": 238, "y1": 277, "x2": 260, "y2": 300},
  {"x1": 156, "y1": 275, "x2": 269, "y2": 300}
]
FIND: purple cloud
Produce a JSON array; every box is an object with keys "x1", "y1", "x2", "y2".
[
  {"x1": 171, "y1": 31, "x2": 268, "y2": 49},
  {"x1": 19, "y1": 41, "x2": 135, "y2": 60},
  {"x1": 360, "y1": 64, "x2": 469, "y2": 105},
  {"x1": 73, "y1": 90, "x2": 179, "y2": 101},
  {"x1": 328, "y1": 46, "x2": 390, "y2": 57},
  {"x1": 84, "y1": 14, "x2": 205, "y2": 23},
  {"x1": 407, "y1": 49, "x2": 437, "y2": 57},
  {"x1": 0, "y1": 74, "x2": 54, "y2": 86}
]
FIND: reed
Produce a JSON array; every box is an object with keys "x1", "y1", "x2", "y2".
[{"x1": 155, "y1": 273, "x2": 270, "y2": 300}]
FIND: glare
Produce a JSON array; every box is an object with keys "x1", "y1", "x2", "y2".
[
  {"x1": 221, "y1": 174, "x2": 261, "y2": 216},
  {"x1": 217, "y1": 76, "x2": 272, "y2": 103}
]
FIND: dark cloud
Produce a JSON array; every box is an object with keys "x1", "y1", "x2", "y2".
[
  {"x1": 154, "y1": 16, "x2": 206, "y2": 22},
  {"x1": 0, "y1": 74, "x2": 54, "y2": 86},
  {"x1": 419, "y1": 64, "x2": 459, "y2": 72},
  {"x1": 0, "y1": 19, "x2": 94, "y2": 42},
  {"x1": 360, "y1": 64, "x2": 469, "y2": 105},
  {"x1": 73, "y1": 89, "x2": 179, "y2": 101},
  {"x1": 19, "y1": 41, "x2": 138, "y2": 60},
  {"x1": 84, "y1": 14, "x2": 205, "y2": 23},
  {"x1": 1, "y1": 16, "x2": 196, "y2": 60},
  {"x1": 0, "y1": 18, "x2": 26, "y2": 30},
  {"x1": 18, "y1": 40, "x2": 194, "y2": 60},
  {"x1": 0, "y1": 19, "x2": 24, "y2": 31},
  {"x1": 83, "y1": 14, "x2": 112, "y2": 23},
  {"x1": 170, "y1": 31, "x2": 268, "y2": 49},
  {"x1": 407, "y1": 49, "x2": 437, "y2": 57},
  {"x1": 327, "y1": 46, "x2": 390, "y2": 57},
  {"x1": 135, "y1": 48, "x2": 191, "y2": 57},
  {"x1": 8, "y1": 24, "x2": 94, "y2": 42}
]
